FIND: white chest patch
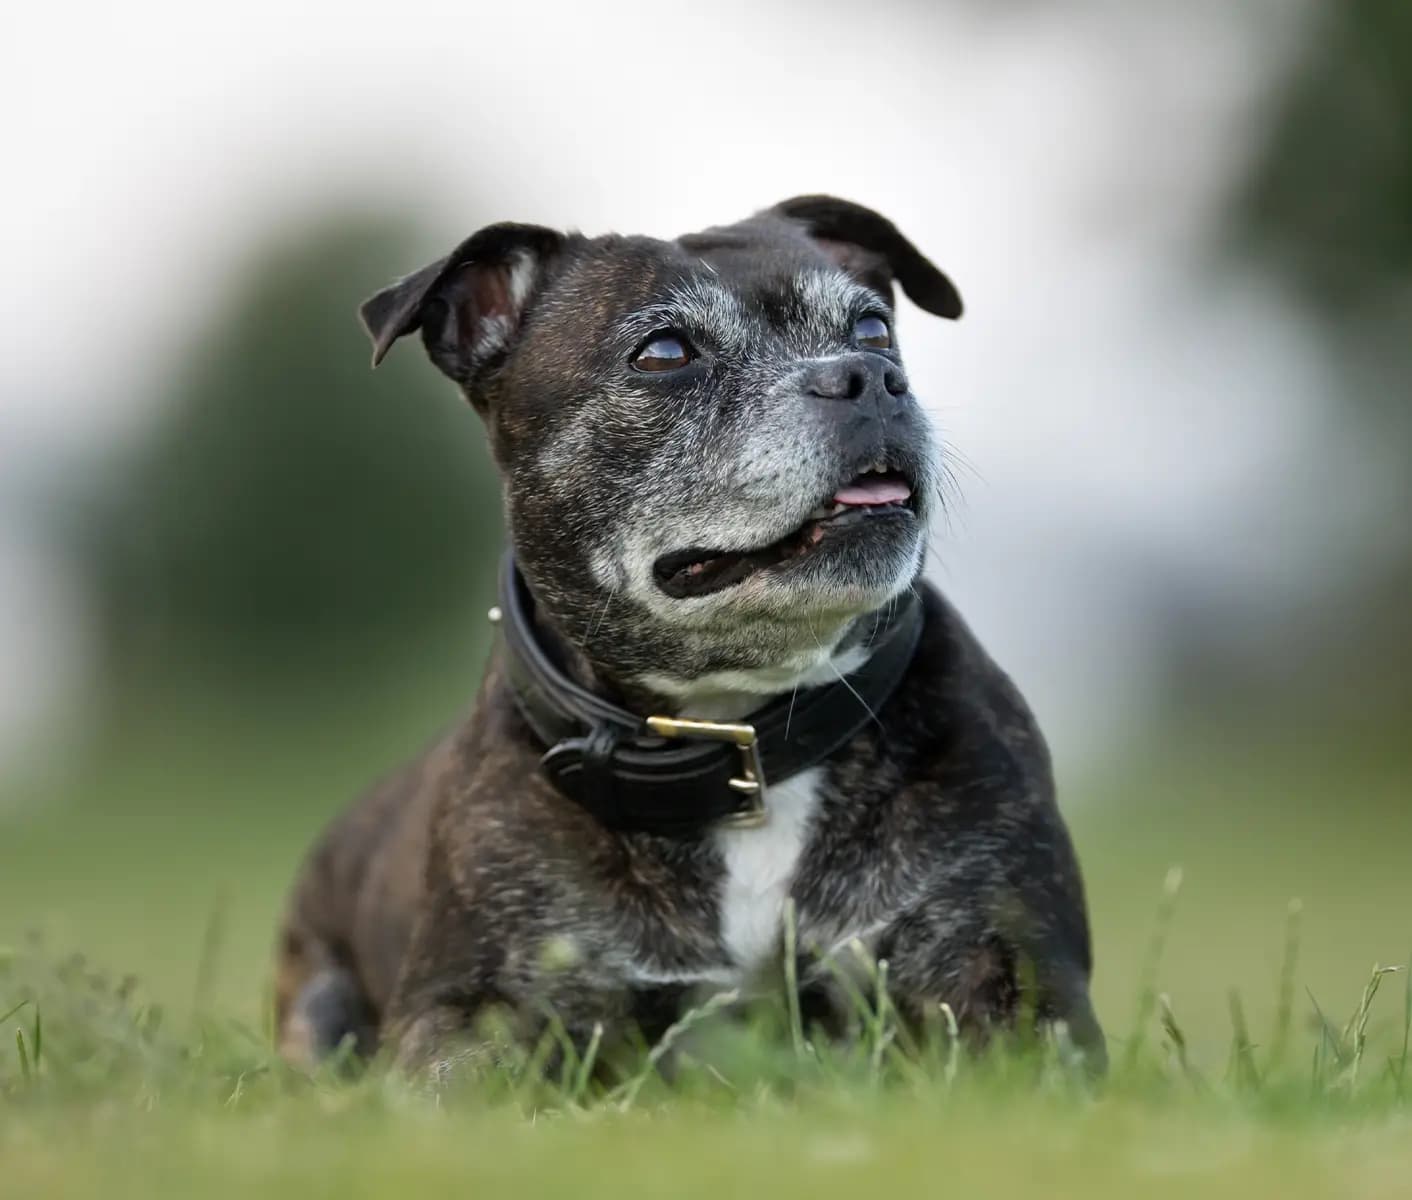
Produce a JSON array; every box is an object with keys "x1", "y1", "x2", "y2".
[{"x1": 713, "y1": 766, "x2": 825, "y2": 977}]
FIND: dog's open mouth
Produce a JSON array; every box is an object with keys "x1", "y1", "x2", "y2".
[{"x1": 653, "y1": 465, "x2": 916, "y2": 599}]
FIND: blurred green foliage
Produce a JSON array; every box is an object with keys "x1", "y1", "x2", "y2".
[
  {"x1": 1238, "y1": 0, "x2": 1412, "y2": 329},
  {"x1": 82, "y1": 214, "x2": 501, "y2": 684},
  {"x1": 1198, "y1": 0, "x2": 1412, "y2": 719}
]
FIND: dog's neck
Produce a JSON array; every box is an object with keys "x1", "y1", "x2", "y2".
[
  {"x1": 528, "y1": 603, "x2": 883, "y2": 722},
  {"x1": 630, "y1": 641, "x2": 873, "y2": 721}
]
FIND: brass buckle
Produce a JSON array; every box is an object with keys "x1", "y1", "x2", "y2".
[{"x1": 644, "y1": 716, "x2": 767, "y2": 828}]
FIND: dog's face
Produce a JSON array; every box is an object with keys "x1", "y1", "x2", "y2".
[{"x1": 361, "y1": 197, "x2": 962, "y2": 700}]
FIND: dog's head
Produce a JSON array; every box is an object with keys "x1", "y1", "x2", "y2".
[{"x1": 361, "y1": 196, "x2": 961, "y2": 707}]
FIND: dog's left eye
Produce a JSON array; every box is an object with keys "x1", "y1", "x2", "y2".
[
  {"x1": 854, "y1": 314, "x2": 891, "y2": 349},
  {"x1": 632, "y1": 333, "x2": 693, "y2": 372}
]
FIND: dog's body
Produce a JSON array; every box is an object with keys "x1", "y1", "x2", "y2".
[{"x1": 275, "y1": 198, "x2": 1103, "y2": 1072}]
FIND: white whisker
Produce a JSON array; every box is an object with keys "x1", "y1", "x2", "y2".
[
  {"x1": 585, "y1": 584, "x2": 618, "y2": 644},
  {"x1": 809, "y1": 625, "x2": 882, "y2": 730}
]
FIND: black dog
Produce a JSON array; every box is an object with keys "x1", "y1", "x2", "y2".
[{"x1": 275, "y1": 196, "x2": 1104, "y2": 1074}]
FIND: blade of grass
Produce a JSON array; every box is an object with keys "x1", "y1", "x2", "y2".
[
  {"x1": 1398, "y1": 946, "x2": 1410, "y2": 1097},
  {"x1": 190, "y1": 893, "x2": 228, "y2": 1031},
  {"x1": 938, "y1": 1001, "x2": 960, "y2": 1088},
  {"x1": 542, "y1": 1011, "x2": 583, "y2": 1097},
  {"x1": 1160, "y1": 993, "x2": 1204, "y2": 1091},
  {"x1": 0, "y1": 999, "x2": 29, "y2": 1025},
  {"x1": 1228, "y1": 989, "x2": 1259, "y2": 1091},
  {"x1": 16, "y1": 1026, "x2": 31, "y2": 1082},
  {"x1": 869, "y1": 958, "x2": 893, "y2": 1078},
  {"x1": 516, "y1": 1018, "x2": 569, "y2": 1107},
  {"x1": 1013, "y1": 954, "x2": 1040, "y2": 1054},
  {"x1": 781, "y1": 898, "x2": 806, "y2": 1059},
  {"x1": 318, "y1": 1030, "x2": 361, "y2": 1081},
  {"x1": 260, "y1": 981, "x2": 278, "y2": 1051},
  {"x1": 1344, "y1": 963, "x2": 1399, "y2": 1089},
  {"x1": 567, "y1": 1022, "x2": 603, "y2": 1106},
  {"x1": 1266, "y1": 898, "x2": 1302, "y2": 1072},
  {"x1": 1306, "y1": 987, "x2": 1347, "y2": 1092},
  {"x1": 1123, "y1": 865, "x2": 1183, "y2": 1073},
  {"x1": 819, "y1": 941, "x2": 879, "y2": 1038},
  {"x1": 611, "y1": 989, "x2": 739, "y2": 1110},
  {"x1": 1049, "y1": 1020, "x2": 1088, "y2": 1085}
]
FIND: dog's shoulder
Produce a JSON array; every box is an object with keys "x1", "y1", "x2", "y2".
[
  {"x1": 874, "y1": 582, "x2": 1092, "y2": 969},
  {"x1": 883, "y1": 582, "x2": 1054, "y2": 802}
]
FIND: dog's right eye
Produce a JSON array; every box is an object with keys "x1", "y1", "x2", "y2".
[{"x1": 632, "y1": 333, "x2": 693, "y2": 372}]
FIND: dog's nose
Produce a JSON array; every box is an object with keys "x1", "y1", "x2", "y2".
[{"x1": 803, "y1": 354, "x2": 908, "y2": 403}]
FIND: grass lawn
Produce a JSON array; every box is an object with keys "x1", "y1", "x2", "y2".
[
  {"x1": 2, "y1": 935, "x2": 1408, "y2": 1200},
  {"x1": 2, "y1": 667, "x2": 1410, "y2": 1197}
]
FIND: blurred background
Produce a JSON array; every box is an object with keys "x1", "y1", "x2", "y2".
[{"x1": 2, "y1": 0, "x2": 1408, "y2": 1056}]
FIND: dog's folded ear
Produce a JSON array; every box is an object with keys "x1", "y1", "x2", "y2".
[
  {"x1": 359, "y1": 223, "x2": 564, "y2": 379},
  {"x1": 767, "y1": 195, "x2": 963, "y2": 320}
]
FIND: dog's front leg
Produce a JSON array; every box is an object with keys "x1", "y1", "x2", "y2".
[
  {"x1": 388, "y1": 1003, "x2": 486, "y2": 1077},
  {"x1": 382, "y1": 916, "x2": 633, "y2": 1080},
  {"x1": 874, "y1": 888, "x2": 1106, "y2": 1073},
  {"x1": 385, "y1": 975, "x2": 574, "y2": 1080},
  {"x1": 378, "y1": 891, "x2": 523, "y2": 1078},
  {"x1": 385, "y1": 981, "x2": 630, "y2": 1082},
  {"x1": 382, "y1": 948, "x2": 509, "y2": 1077}
]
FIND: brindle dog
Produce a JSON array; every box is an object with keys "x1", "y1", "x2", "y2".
[{"x1": 275, "y1": 197, "x2": 1104, "y2": 1075}]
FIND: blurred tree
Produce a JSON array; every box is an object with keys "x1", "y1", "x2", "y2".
[
  {"x1": 1236, "y1": 0, "x2": 1412, "y2": 335},
  {"x1": 84, "y1": 212, "x2": 502, "y2": 685},
  {"x1": 1191, "y1": 0, "x2": 1412, "y2": 728}
]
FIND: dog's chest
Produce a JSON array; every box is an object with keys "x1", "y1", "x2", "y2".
[{"x1": 711, "y1": 766, "x2": 826, "y2": 977}]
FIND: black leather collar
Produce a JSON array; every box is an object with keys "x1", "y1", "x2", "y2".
[{"x1": 496, "y1": 554, "x2": 924, "y2": 837}]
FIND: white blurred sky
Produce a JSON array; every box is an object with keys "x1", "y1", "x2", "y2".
[{"x1": 2, "y1": 0, "x2": 1351, "y2": 774}]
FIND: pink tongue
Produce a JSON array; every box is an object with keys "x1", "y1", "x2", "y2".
[{"x1": 833, "y1": 477, "x2": 912, "y2": 506}]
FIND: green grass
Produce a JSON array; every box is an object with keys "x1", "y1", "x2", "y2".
[
  {"x1": 3, "y1": 676, "x2": 1411, "y2": 1197},
  {"x1": 1, "y1": 916, "x2": 1409, "y2": 1199}
]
